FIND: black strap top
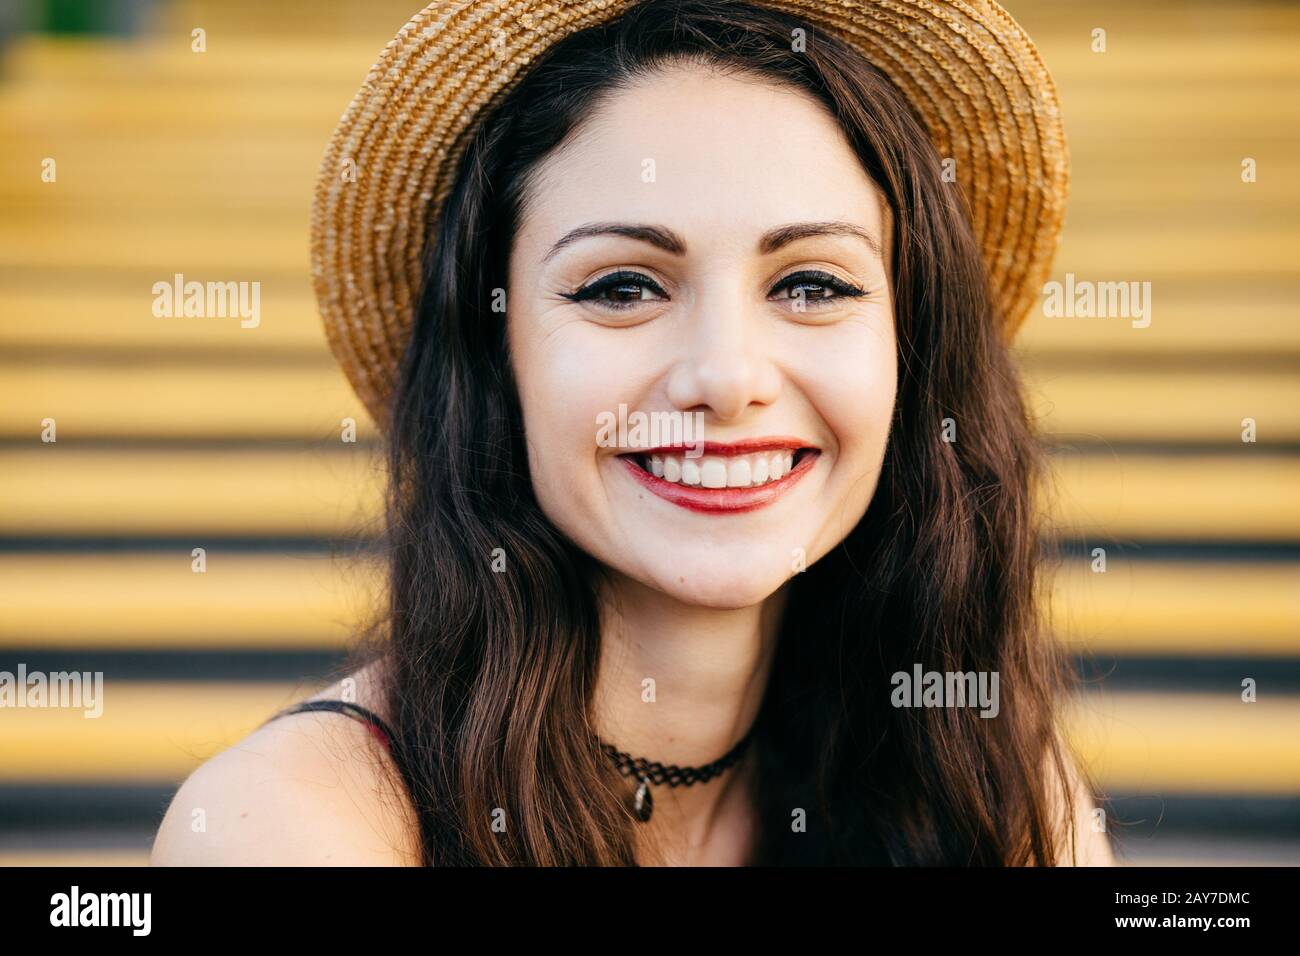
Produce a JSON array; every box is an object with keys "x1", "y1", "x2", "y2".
[
  {"x1": 260, "y1": 699, "x2": 885, "y2": 863},
  {"x1": 261, "y1": 699, "x2": 399, "y2": 757}
]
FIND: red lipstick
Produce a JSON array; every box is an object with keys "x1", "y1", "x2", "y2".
[
  {"x1": 629, "y1": 437, "x2": 812, "y2": 458},
  {"x1": 617, "y1": 440, "x2": 820, "y2": 514}
]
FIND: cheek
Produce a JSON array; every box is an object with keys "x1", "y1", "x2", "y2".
[
  {"x1": 788, "y1": 321, "x2": 896, "y2": 472},
  {"x1": 510, "y1": 320, "x2": 633, "y2": 492}
]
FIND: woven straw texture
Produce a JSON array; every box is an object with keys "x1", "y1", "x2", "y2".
[{"x1": 310, "y1": 0, "x2": 1069, "y2": 428}]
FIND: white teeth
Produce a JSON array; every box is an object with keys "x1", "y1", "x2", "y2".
[
  {"x1": 634, "y1": 449, "x2": 807, "y2": 488},
  {"x1": 700, "y1": 459, "x2": 727, "y2": 488}
]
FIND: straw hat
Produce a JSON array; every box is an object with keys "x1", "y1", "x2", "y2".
[{"x1": 311, "y1": 0, "x2": 1068, "y2": 428}]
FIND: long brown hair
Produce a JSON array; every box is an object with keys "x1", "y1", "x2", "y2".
[{"x1": 343, "y1": 0, "x2": 1086, "y2": 865}]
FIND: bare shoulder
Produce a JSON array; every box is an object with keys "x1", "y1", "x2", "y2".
[
  {"x1": 1049, "y1": 745, "x2": 1116, "y2": 866},
  {"x1": 150, "y1": 660, "x2": 421, "y2": 866}
]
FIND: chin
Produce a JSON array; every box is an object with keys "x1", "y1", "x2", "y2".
[{"x1": 639, "y1": 564, "x2": 792, "y2": 610}]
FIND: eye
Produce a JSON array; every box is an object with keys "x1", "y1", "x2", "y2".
[
  {"x1": 560, "y1": 270, "x2": 669, "y2": 312},
  {"x1": 769, "y1": 269, "x2": 868, "y2": 308}
]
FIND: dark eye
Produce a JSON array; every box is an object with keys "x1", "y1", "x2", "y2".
[
  {"x1": 561, "y1": 270, "x2": 669, "y2": 312},
  {"x1": 770, "y1": 270, "x2": 867, "y2": 307}
]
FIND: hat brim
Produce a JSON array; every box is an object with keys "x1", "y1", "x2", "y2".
[{"x1": 310, "y1": 0, "x2": 1068, "y2": 428}]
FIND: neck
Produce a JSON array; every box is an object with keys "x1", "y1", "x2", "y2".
[{"x1": 590, "y1": 571, "x2": 789, "y2": 865}]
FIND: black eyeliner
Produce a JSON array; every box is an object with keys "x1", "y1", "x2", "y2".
[
  {"x1": 560, "y1": 270, "x2": 666, "y2": 303},
  {"x1": 560, "y1": 268, "x2": 868, "y2": 309},
  {"x1": 773, "y1": 269, "x2": 867, "y2": 299}
]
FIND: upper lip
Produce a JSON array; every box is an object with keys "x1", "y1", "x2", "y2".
[{"x1": 619, "y1": 437, "x2": 816, "y2": 457}]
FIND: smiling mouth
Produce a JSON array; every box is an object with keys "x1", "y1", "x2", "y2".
[
  {"x1": 616, "y1": 444, "x2": 821, "y2": 514},
  {"x1": 620, "y1": 447, "x2": 816, "y2": 488}
]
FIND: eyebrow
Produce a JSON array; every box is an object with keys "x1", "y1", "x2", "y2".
[{"x1": 541, "y1": 220, "x2": 884, "y2": 263}]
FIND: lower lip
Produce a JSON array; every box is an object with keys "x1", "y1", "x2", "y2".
[{"x1": 618, "y1": 451, "x2": 820, "y2": 514}]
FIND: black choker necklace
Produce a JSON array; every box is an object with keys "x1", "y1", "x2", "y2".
[{"x1": 597, "y1": 726, "x2": 757, "y2": 823}]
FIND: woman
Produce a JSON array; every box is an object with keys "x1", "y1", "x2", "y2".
[{"x1": 152, "y1": 0, "x2": 1113, "y2": 866}]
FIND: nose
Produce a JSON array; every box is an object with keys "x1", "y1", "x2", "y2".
[{"x1": 664, "y1": 285, "x2": 781, "y2": 422}]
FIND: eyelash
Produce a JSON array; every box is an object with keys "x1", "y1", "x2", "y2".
[{"x1": 560, "y1": 269, "x2": 869, "y2": 313}]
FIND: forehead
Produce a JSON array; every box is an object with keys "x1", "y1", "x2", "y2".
[{"x1": 517, "y1": 64, "x2": 891, "y2": 255}]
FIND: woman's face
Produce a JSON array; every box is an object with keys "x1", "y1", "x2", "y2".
[{"x1": 507, "y1": 64, "x2": 897, "y2": 609}]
